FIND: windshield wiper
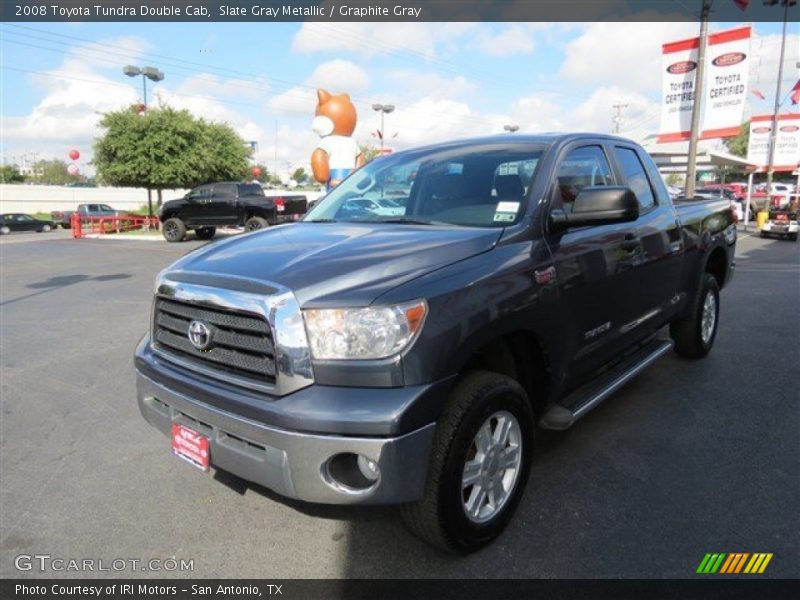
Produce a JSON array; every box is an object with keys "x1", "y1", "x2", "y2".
[{"x1": 372, "y1": 217, "x2": 439, "y2": 225}]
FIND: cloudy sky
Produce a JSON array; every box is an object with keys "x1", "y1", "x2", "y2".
[{"x1": 1, "y1": 20, "x2": 797, "y2": 178}]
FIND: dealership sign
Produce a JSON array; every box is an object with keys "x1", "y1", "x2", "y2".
[
  {"x1": 747, "y1": 114, "x2": 800, "y2": 171},
  {"x1": 658, "y1": 26, "x2": 751, "y2": 143}
]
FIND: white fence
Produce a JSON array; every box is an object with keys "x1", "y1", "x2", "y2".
[{"x1": 0, "y1": 185, "x2": 325, "y2": 214}]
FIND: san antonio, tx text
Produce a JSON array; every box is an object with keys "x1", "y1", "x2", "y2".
[{"x1": 15, "y1": 584, "x2": 282, "y2": 596}]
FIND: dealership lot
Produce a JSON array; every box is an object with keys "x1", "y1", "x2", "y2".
[{"x1": 0, "y1": 229, "x2": 797, "y2": 578}]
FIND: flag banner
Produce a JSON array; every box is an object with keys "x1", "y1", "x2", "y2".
[
  {"x1": 790, "y1": 79, "x2": 800, "y2": 105},
  {"x1": 747, "y1": 114, "x2": 800, "y2": 171},
  {"x1": 658, "y1": 37, "x2": 699, "y2": 143},
  {"x1": 701, "y1": 26, "x2": 751, "y2": 139}
]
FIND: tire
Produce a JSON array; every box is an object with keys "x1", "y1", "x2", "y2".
[
  {"x1": 760, "y1": 231, "x2": 767, "y2": 238},
  {"x1": 670, "y1": 273, "x2": 720, "y2": 359},
  {"x1": 40, "y1": 224, "x2": 52, "y2": 233},
  {"x1": 245, "y1": 216, "x2": 269, "y2": 232},
  {"x1": 162, "y1": 218, "x2": 186, "y2": 243},
  {"x1": 195, "y1": 226, "x2": 216, "y2": 240},
  {"x1": 401, "y1": 371, "x2": 533, "y2": 554},
  {"x1": 789, "y1": 233, "x2": 798, "y2": 242},
  {"x1": 0, "y1": 226, "x2": 10, "y2": 235}
]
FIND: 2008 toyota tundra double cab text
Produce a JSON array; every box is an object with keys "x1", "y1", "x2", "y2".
[{"x1": 135, "y1": 134, "x2": 736, "y2": 553}]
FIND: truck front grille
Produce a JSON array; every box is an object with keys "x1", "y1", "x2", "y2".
[{"x1": 153, "y1": 298, "x2": 276, "y2": 385}]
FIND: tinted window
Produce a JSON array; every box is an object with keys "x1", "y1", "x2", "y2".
[
  {"x1": 614, "y1": 147, "x2": 656, "y2": 210},
  {"x1": 100, "y1": 205, "x2": 113, "y2": 211},
  {"x1": 237, "y1": 183, "x2": 263, "y2": 196},
  {"x1": 555, "y1": 146, "x2": 614, "y2": 212}
]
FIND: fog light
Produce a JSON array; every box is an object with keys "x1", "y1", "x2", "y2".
[{"x1": 357, "y1": 455, "x2": 380, "y2": 481}]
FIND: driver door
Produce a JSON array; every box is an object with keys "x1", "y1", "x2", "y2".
[{"x1": 545, "y1": 143, "x2": 642, "y2": 386}]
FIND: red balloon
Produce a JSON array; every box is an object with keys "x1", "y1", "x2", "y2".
[
  {"x1": 251, "y1": 166, "x2": 262, "y2": 178},
  {"x1": 69, "y1": 149, "x2": 80, "y2": 160}
]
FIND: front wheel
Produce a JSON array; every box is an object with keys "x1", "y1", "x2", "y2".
[
  {"x1": 0, "y1": 226, "x2": 10, "y2": 235},
  {"x1": 195, "y1": 226, "x2": 216, "y2": 240},
  {"x1": 162, "y1": 218, "x2": 186, "y2": 243},
  {"x1": 670, "y1": 273, "x2": 720, "y2": 359},
  {"x1": 245, "y1": 216, "x2": 269, "y2": 232},
  {"x1": 40, "y1": 224, "x2": 52, "y2": 233},
  {"x1": 789, "y1": 233, "x2": 798, "y2": 242},
  {"x1": 401, "y1": 371, "x2": 533, "y2": 554}
]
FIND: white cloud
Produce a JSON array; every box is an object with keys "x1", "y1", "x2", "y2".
[
  {"x1": 387, "y1": 70, "x2": 476, "y2": 100},
  {"x1": 307, "y1": 59, "x2": 369, "y2": 92},
  {"x1": 475, "y1": 25, "x2": 536, "y2": 57},
  {"x1": 561, "y1": 21, "x2": 698, "y2": 92},
  {"x1": 175, "y1": 74, "x2": 270, "y2": 99}
]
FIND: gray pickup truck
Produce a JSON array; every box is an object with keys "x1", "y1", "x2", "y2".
[
  {"x1": 51, "y1": 203, "x2": 134, "y2": 228},
  {"x1": 135, "y1": 134, "x2": 736, "y2": 553}
]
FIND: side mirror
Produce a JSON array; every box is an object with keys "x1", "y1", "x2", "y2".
[{"x1": 550, "y1": 186, "x2": 639, "y2": 229}]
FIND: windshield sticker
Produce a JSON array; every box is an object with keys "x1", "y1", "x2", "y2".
[
  {"x1": 496, "y1": 201, "x2": 520, "y2": 213},
  {"x1": 493, "y1": 213, "x2": 515, "y2": 223}
]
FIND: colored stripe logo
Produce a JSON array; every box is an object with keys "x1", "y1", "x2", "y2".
[{"x1": 697, "y1": 552, "x2": 773, "y2": 574}]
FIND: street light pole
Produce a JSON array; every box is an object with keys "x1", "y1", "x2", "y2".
[
  {"x1": 685, "y1": 0, "x2": 711, "y2": 199},
  {"x1": 123, "y1": 65, "x2": 165, "y2": 218},
  {"x1": 372, "y1": 103, "x2": 395, "y2": 152},
  {"x1": 765, "y1": 0, "x2": 791, "y2": 200}
]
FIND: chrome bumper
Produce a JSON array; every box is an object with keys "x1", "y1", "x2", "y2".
[{"x1": 137, "y1": 370, "x2": 436, "y2": 505}]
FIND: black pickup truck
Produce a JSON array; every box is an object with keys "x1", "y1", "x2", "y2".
[
  {"x1": 158, "y1": 182, "x2": 307, "y2": 242},
  {"x1": 135, "y1": 134, "x2": 736, "y2": 553}
]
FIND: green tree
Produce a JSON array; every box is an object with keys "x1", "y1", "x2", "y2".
[
  {"x1": 291, "y1": 167, "x2": 307, "y2": 184},
  {"x1": 28, "y1": 159, "x2": 83, "y2": 185},
  {"x1": 724, "y1": 122, "x2": 749, "y2": 158},
  {"x1": 93, "y1": 105, "x2": 250, "y2": 212},
  {"x1": 0, "y1": 164, "x2": 24, "y2": 183},
  {"x1": 359, "y1": 143, "x2": 381, "y2": 164}
]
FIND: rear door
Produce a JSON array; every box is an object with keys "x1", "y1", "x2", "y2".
[
  {"x1": 545, "y1": 142, "x2": 641, "y2": 384},
  {"x1": 204, "y1": 183, "x2": 237, "y2": 225},
  {"x1": 609, "y1": 144, "x2": 684, "y2": 342}
]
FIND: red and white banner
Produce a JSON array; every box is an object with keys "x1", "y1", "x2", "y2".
[
  {"x1": 701, "y1": 26, "x2": 751, "y2": 138},
  {"x1": 747, "y1": 114, "x2": 800, "y2": 172},
  {"x1": 658, "y1": 26, "x2": 751, "y2": 143},
  {"x1": 658, "y1": 37, "x2": 699, "y2": 143}
]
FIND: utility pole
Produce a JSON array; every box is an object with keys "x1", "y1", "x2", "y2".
[
  {"x1": 764, "y1": 0, "x2": 792, "y2": 201},
  {"x1": 612, "y1": 104, "x2": 628, "y2": 134},
  {"x1": 685, "y1": 0, "x2": 711, "y2": 199}
]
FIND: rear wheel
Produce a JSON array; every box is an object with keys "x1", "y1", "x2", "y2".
[
  {"x1": 401, "y1": 371, "x2": 533, "y2": 554},
  {"x1": 789, "y1": 233, "x2": 798, "y2": 242},
  {"x1": 245, "y1": 216, "x2": 269, "y2": 232},
  {"x1": 195, "y1": 226, "x2": 216, "y2": 240},
  {"x1": 40, "y1": 224, "x2": 52, "y2": 233},
  {"x1": 162, "y1": 218, "x2": 186, "y2": 242},
  {"x1": 670, "y1": 273, "x2": 720, "y2": 359}
]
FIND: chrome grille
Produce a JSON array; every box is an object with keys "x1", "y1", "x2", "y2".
[{"x1": 153, "y1": 298, "x2": 276, "y2": 384}]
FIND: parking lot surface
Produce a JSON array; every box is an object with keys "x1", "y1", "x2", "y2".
[{"x1": 0, "y1": 229, "x2": 797, "y2": 578}]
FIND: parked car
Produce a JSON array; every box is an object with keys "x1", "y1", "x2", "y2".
[
  {"x1": 760, "y1": 208, "x2": 798, "y2": 241},
  {"x1": 0, "y1": 213, "x2": 56, "y2": 235},
  {"x1": 51, "y1": 204, "x2": 134, "y2": 229},
  {"x1": 135, "y1": 133, "x2": 736, "y2": 553},
  {"x1": 341, "y1": 197, "x2": 406, "y2": 217},
  {"x1": 158, "y1": 182, "x2": 308, "y2": 242}
]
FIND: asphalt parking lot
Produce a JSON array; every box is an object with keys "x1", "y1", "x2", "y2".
[{"x1": 0, "y1": 227, "x2": 797, "y2": 579}]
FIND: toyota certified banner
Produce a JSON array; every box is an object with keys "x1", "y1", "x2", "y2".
[
  {"x1": 658, "y1": 26, "x2": 751, "y2": 143},
  {"x1": 747, "y1": 114, "x2": 800, "y2": 171},
  {"x1": 701, "y1": 26, "x2": 751, "y2": 138},
  {"x1": 658, "y1": 37, "x2": 699, "y2": 143}
]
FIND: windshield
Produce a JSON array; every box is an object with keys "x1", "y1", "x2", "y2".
[{"x1": 304, "y1": 143, "x2": 545, "y2": 227}]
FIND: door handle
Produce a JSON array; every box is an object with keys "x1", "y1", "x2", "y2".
[{"x1": 621, "y1": 234, "x2": 640, "y2": 251}]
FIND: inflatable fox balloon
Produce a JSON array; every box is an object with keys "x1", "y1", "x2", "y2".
[{"x1": 311, "y1": 89, "x2": 364, "y2": 190}]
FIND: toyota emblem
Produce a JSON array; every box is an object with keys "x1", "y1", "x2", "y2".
[{"x1": 187, "y1": 320, "x2": 213, "y2": 351}]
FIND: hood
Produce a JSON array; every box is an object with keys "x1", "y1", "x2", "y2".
[{"x1": 166, "y1": 222, "x2": 502, "y2": 306}]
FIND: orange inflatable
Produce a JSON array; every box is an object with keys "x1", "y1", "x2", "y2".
[{"x1": 311, "y1": 89, "x2": 364, "y2": 190}]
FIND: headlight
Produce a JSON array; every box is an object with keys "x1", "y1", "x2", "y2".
[{"x1": 303, "y1": 300, "x2": 427, "y2": 360}]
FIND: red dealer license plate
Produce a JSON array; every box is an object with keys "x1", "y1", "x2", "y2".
[{"x1": 171, "y1": 423, "x2": 210, "y2": 472}]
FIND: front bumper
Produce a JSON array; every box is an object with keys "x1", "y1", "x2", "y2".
[{"x1": 135, "y1": 338, "x2": 442, "y2": 505}]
